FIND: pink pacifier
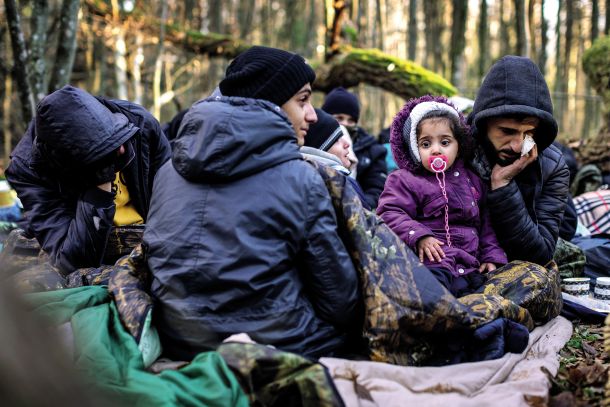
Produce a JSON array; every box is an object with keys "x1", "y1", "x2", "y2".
[{"x1": 428, "y1": 155, "x2": 448, "y2": 173}]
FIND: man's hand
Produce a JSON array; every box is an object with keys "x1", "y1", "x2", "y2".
[
  {"x1": 490, "y1": 144, "x2": 538, "y2": 190},
  {"x1": 417, "y1": 236, "x2": 445, "y2": 263},
  {"x1": 478, "y1": 262, "x2": 497, "y2": 273}
]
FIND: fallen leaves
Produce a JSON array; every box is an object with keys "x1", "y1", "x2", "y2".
[{"x1": 549, "y1": 323, "x2": 609, "y2": 406}]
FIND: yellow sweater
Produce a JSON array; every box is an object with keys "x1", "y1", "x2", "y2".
[{"x1": 113, "y1": 172, "x2": 143, "y2": 226}]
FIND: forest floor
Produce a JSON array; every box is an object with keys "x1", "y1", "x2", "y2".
[{"x1": 549, "y1": 321, "x2": 608, "y2": 406}]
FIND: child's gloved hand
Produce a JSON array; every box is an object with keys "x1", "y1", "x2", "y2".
[
  {"x1": 417, "y1": 236, "x2": 445, "y2": 263},
  {"x1": 478, "y1": 262, "x2": 497, "y2": 273}
]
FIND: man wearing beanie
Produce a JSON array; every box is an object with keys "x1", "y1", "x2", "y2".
[
  {"x1": 322, "y1": 87, "x2": 388, "y2": 208},
  {"x1": 468, "y1": 56, "x2": 570, "y2": 265},
  {"x1": 145, "y1": 46, "x2": 361, "y2": 360}
]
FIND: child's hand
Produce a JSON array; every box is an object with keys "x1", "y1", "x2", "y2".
[
  {"x1": 478, "y1": 262, "x2": 497, "y2": 273},
  {"x1": 417, "y1": 236, "x2": 445, "y2": 263}
]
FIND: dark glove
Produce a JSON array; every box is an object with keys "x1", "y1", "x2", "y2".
[{"x1": 472, "y1": 318, "x2": 529, "y2": 360}]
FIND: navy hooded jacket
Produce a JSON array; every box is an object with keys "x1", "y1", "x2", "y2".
[
  {"x1": 6, "y1": 86, "x2": 170, "y2": 274},
  {"x1": 145, "y1": 96, "x2": 360, "y2": 360},
  {"x1": 469, "y1": 56, "x2": 570, "y2": 265}
]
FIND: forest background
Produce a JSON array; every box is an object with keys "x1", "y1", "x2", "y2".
[{"x1": 1, "y1": 0, "x2": 609, "y2": 165}]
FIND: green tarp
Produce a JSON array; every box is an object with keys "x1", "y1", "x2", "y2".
[{"x1": 26, "y1": 286, "x2": 248, "y2": 407}]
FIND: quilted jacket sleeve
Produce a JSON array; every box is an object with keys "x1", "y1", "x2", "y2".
[
  {"x1": 6, "y1": 158, "x2": 115, "y2": 274},
  {"x1": 376, "y1": 171, "x2": 434, "y2": 250},
  {"x1": 300, "y1": 171, "x2": 361, "y2": 329},
  {"x1": 486, "y1": 154, "x2": 570, "y2": 264}
]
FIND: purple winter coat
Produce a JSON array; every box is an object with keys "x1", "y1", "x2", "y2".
[{"x1": 377, "y1": 159, "x2": 507, "y2": 276}]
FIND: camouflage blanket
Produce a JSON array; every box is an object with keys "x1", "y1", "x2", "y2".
[{"x1": 305, "y1": 159, "x2": 563, "y2": 365}]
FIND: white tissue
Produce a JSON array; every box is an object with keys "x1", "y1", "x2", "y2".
[{"x1": 521, "y1": 135, "x2": 536, "y2": 156}]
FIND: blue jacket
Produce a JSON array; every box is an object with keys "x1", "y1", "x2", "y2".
[
  {"x1": 6, "y1": 86, "x2": 170, "y2": 273},
  {"x1": 469, "y1": 56, "x2": 570, "y2": 264},
  {"x1": 145, "y1": 97, "x2": 360, "y2": 360},
  {"x1": 352, "y1": 127, "x2": 387, "y2": 208}
]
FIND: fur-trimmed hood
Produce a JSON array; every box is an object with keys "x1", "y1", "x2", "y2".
[{"x1": 390, "y1": 95, "x2": 468, "y2": 171}]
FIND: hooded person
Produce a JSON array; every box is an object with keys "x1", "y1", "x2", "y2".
[
  {"x1": 144, "y1": 46, "x2": 361, "y2": 360},
  {"x1": 302, "y1": 108, "x2": 370, "y2": 208},
  {"x1": 5, "y1": 85, "x2": 171, "y2": 274},
  {"x1": 468, "y1": 56, "x2": 570, "y2": 265},
  {"x1": 322, "y1": 87, "x2": 387, "y2": 208}
]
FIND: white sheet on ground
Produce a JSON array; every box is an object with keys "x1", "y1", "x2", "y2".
[{"x1": 321, "y1": 316, "x2": 573, "y2": 407}]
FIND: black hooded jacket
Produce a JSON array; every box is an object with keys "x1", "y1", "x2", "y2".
[
  {"x1": 352, "y1": 127, "x2": 387, "y2": 208},
  {"x1": 145, "y1": 97, "x2": 360, "y2": 360},
  {"x1": 6, "y1": 86, "x2": 170, "y2": 274},
  {"x1": 469, "y1": 56, "x2": 570, "y2": 265}
]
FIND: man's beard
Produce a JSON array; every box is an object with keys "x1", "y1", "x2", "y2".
[{"x1": 495, "y1": 150, "x2": 521, "y2": 166}]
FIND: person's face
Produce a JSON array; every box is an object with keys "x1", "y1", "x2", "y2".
[
  {"x1": 485, "y1": 117, "x2": 539, "y2": 166},
  {"x1": 281, "y1": 84, "x2": 317, "y2": 146},
  {"x1": 418, "y1": 118, "x2": 459, "y2": 173},
  {"x1": 328, "y1": 135, "x2": 352, "y2": 168},
  {"x1": 332, "y1": 113, "x2": 357, "y2": 128}
]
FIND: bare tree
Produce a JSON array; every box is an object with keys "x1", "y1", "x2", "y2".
[
  {"x1": 538, "y1": 0, "x2": 548, "y2": 75},
  {"x1": 153, "y1": 0, "x2": 169, "y2": 119},
  {"x1": 477, "y1": 0, "x2": 488, "y2": 78},
  {"x1": 606, "y1": 0, "x2": 610, "y2": 35},
  {"x1": 48, "y1": 0, "x2": 80, "y2": 92},
  {"x1": 591, "y1": 0, "x2": 599, "y2": 41},
  {"x1": 408, "y1": 0, "x2": 418, "y2": 61},
  {"x1": 423, "y1": 0, "x2": 444, "y2": 74},
  {"x1": 527, "y1": 0, "x2": 537, "y2": 61},
  {"x1": 3, "y1": 0, "x2": 35, "y2": 123},
  {"x1": 237, "y1": 0, "x2": 255, "y2": 39},
  {"x1": 29, "y1": 0, "x2": 49, "y2": 103},
  {"x1": 374, "y1": 0, "x2": 384, "y2": 50},
  {"x1": 515, "y1": 0, "x2": 527, "y2": 55},
  {"x1": 449, "y1": 0, "x2": 468, "y2": 85}
]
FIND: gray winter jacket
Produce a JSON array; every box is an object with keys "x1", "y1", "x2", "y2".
[{"x1": 145, "y1": 96, "x2": 360, "y2": 360}]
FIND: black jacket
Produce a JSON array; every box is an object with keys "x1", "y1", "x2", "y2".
[
  {"x1": 469, "y1": 56, "x2": 570, "y2": 264},
  {"x1": 145, "y1": 97, "x2": 360, "y2": 360},
  {"x1": 352, "y1": 127, "x2": 387, "y2": 208},
  {"x1": 6, "y1": 86, "x2": 170, "y2": 274}
]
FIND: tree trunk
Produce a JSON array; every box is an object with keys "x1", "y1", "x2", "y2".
[
  {"x1": 29, "y1": 0, "x2": 49, "y2": 103},
  {"x1": 423, "y1": 1, "x2": 444, "y2": 74},
  {"x1": 538, "y1": 0, "x2": 548, "y2": 75},
  {"x1": 48, "y1": 0, "x2": 80, "y2": 92},
  {"x1": 208, "y1": 0, "x2": 222, "y2": 33},
  {"x1": 553, "y1": 0, "x2": 563, "y2": 97},
  {"x1": 477, "y1": 0, "x2": 488, "y2": 78},
  {"x1": 3, "y1": 0, "x2": 35, "y2": 124},
  {"x1": 237, "y1": 0, "x2": 255, "y2": 39},
  {"x1": 374, "y1": 0, "x2": 384, "y2": 50},
  {"x1": 357, "y1": 0, "x2": 368, "y2": 47},
  {"x1": 153, "y1": 0, "x2": 169, "y2": 119},
  {"x1": 327, "y1": 0, "x2": 348, "y2": 60},
  {"x1": 0, "y1": 23, "x2": 7, "y2": 163},
  {"x1": 515, "y1": 0, "x2": 527, "y2": 55},
  {"x1": 527, "y1": 0, "x2": 537, "y2": 61},
  {"x1": 606, "y1": 0, "x2": 610, "y2": 35},
  {"x1": 408, "y1": 0, "x2": 417, "y2": 61},
  {"x1": 304, "y1": 0, "x2": 317, "y2": 53},
  {"x1": 449, "y1": 0, "x2": 467, "y2": 85},
  {"x1": 499, "y1": 0, "x2": 511, "y2": 57},
  {"x1": 591, "y1": 0, "x2": 599, "y2": 41}
]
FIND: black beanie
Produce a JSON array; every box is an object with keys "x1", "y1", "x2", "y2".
[
  {"x1": 219, "y1": 46, "x2": 316, "y2": 107},
  {"x1": 321, "y1": 87, "x2": 360, "y2": 122},
  {"x1": 304, "y1": 109, "x2": 344, "y2": 151}
]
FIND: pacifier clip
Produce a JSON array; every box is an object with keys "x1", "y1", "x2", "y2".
[{"x1": 429, "y1": 155, "x2": 452, "y2": 248}]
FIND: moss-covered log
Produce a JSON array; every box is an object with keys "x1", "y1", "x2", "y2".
[
  {"x1": 84, "y1": 1, "x2": 456, "y2": 100},
  {"x1": 314, "y1": 48, "x2": 457, "y2": 98},
  {"x1": 580, "y1": 36, "x2": 610, "y2": 164}
]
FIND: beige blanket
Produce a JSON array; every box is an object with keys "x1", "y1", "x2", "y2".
[{"x1": 321, "y1": 316, "x2": 573, "y2": 407}]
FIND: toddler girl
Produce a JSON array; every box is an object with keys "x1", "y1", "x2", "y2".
[{"x1": 377, "y1": 95, "x2": 507, "y2": 297}]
